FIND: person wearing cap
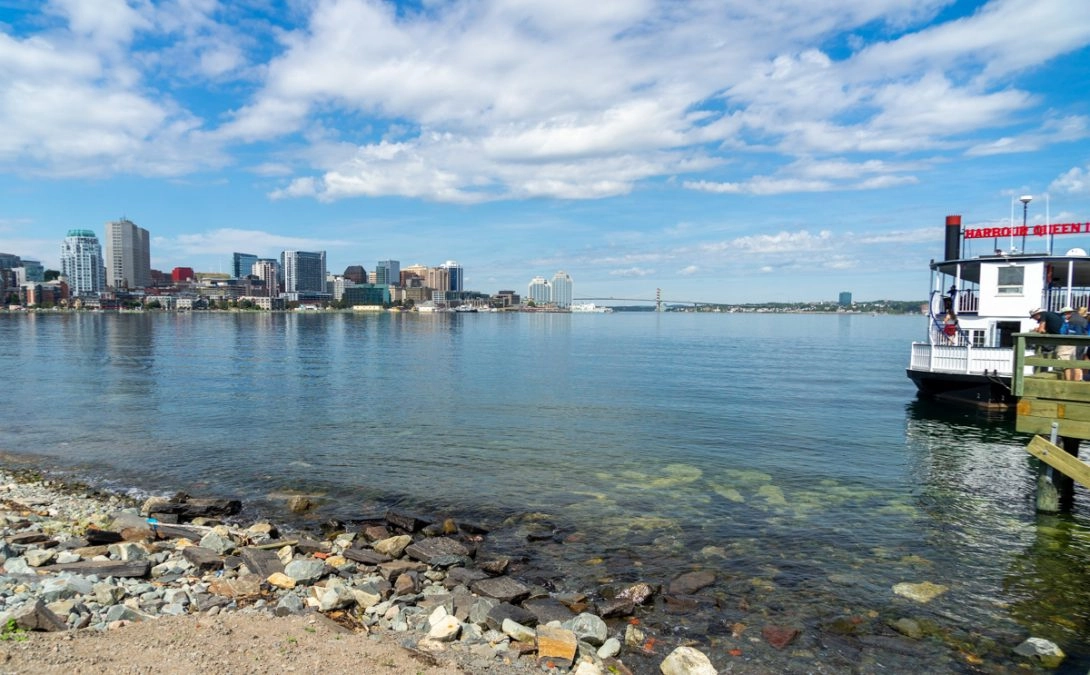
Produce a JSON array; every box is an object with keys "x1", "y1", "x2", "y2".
[{"x1": 1061, "y1": 306, "x2": 1088, "y2": 380}]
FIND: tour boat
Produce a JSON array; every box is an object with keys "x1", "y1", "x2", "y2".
[{"x1": 906, "y1": 213, "x2": 1090, "y2": 408}]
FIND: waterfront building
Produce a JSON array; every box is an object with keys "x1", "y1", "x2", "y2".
[
  {"x1": 60, "y1": 229, "x2": 106, "y2": 297},
  {"x1": 281, "y1": 250, "x2": 327, "y2": 294},
  {"x1": 252, "y1": 259, "x2": 280, "y2": 297},
  {"x1": 232, "y1": 253, "x2": 259, "y2": 280},
  {"x1": 375, "y1": 260, "x2": 401, "y2": 287},
  {"x1": 425, "y1": 266, "x2": 449, "y2": 293},
  {"x1": 171, "y1": 267, "x2": 195, "y2": 283},
  {"x1": 494, "y1": 290, "x2": 520, "y2": 308},
  {"x1": 344, "y1": 265, "x2": 367, "y2": 284},
  {"x1": 0, "y1": 253, "x2": 19, "y2": 271},
  {"x1": 528, "y1": 276, "x2": 550, "y2": 305},
  {"x1": 17, "y1": 259, "x2": 44, "y2": 283},
  {"x1": 551, "y1": 271, "x2": 573, "y2": 309},
  {"x1": 343, "y1": 284, "x2": 390, "y2": 306},
  {"x1": 838, "y1": 291, "x2": 852, "y2": 307},
  {"x1": 105, "y1": 218, "x2": 150, "y2": 289},
  {"x1": 441, "y1": 261, "x2": 464, "y2": 293}
]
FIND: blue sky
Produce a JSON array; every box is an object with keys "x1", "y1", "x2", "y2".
[{"x1": 2, "y1": 0, "x2": 1089, "y2": 303}]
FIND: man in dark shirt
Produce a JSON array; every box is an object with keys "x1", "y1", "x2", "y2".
[{"x1": 1031, "y1": 307, "x2": 1064, "y2": 334}]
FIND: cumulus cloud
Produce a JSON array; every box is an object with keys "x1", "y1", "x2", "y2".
[{"x1": 1051, "y1": 166, "x2": 1090, "y2": 195}]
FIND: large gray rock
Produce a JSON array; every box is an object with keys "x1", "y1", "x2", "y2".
[
  {"x1": 566, "y1": 612, "x2": 608, "y2": 646},
  {"x1": 404, "y1": 537, "x2": 470, "y2": 564},
  {"x1": 284, "y1": 558, "x2": 327, "y2": 584},
  {"x1": 660, "y1": 646, "x2": 717, "y2": 675},
  {"x1": 13, "y1": 599, "x2": 67, "y2": 632}
]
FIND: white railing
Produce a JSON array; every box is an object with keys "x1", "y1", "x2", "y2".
[{"x1": 909, "y1": 342, "x2": 1033, "y2": 376}]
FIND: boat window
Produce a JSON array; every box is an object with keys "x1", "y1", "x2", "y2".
[
  {"x1": 997, "y1": 266, "x2": 1024, "y2": 295},
  {"x1": 970, "y1": 330, "x2": 986, "y2": 347}
]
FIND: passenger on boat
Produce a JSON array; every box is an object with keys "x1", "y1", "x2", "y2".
[
  {"x1": 1031, "y1": 308, "x2": 1063, "y2": 370},
  {"x1": 1062, "y1": 307, "x2": 1087, "y2": 381}
]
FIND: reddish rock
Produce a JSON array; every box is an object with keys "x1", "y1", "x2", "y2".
[
  {"x1": 762, "y1": 624, "x2": 800, "y2": 650},
  {"x1": 668, "y1": 570, "x2": 715, "y2": 595}
]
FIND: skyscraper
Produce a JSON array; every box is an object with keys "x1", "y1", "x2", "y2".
[
  {"x1": 551, "y1": 271, "x2": 573, "y2": 308},
  {"x1": 375, "y1": 260, "x2": 401, "y2": 286},
  {"x1": 105, "y1": 218, "x2": 150, "y2": 289},
  {"x1": 281, "y1": 251, "x2": 327, "y2": 293},
  {"x1": 441, "y1": 260, "x2": 464, "y2": 292},
  {"x1": 233, "y1": 253, "x2": 259, "y2": 279},
  {"x1": 528, "y1": 276, "x2": 550, "y2": 304},
  {"x1": 61, "y1": 229, "x2": 106, "y2": 297},
  {"x1": 252, "y1": 259, "x2": 280, "y2": 297}
]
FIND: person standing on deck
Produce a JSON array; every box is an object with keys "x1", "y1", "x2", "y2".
[
  {"x1": 1031, "y1": 307, "x2": 1064, "y2": 372},
  {"x1": 1062, "y1": 306, "x2": 1088, "y2": 381}
]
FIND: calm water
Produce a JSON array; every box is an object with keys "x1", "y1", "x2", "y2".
[{"x1": 3, "y1": 310, "x2": 1090, "y2": 672}]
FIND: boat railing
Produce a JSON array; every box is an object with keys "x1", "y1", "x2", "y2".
[
  {"x1": 1011, "y1": 332, "x2": 1090, "y2": 396},
  {"x1": 1042, "y1": 289, "x2": 1090, "y2": 313},
  {"x1": 910, "y1": 341, "x2": 1025, "y2": 376}
]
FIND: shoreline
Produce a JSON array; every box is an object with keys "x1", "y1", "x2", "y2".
[{"x1": 0, "y1": 460, "x2": 721, "y2": 674}]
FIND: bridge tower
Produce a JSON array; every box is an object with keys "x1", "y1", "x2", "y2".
[{"x1": 656, "y1": 288, "x2": 662, "y2": 313}]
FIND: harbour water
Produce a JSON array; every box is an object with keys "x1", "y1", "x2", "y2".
[{"x1": 3, "y1": 310, "x2": 1090, "y2": 671}]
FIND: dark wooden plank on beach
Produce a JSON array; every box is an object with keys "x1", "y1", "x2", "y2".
[
  {"x1": 153, "y1": 524, "x2": 211, "y2": 541},
  {"x1": 239, "y1": 547, "x2": 284, "y2": 578},
  {"x1": 342, "y1": 547, "x2": 391, "y2": 565},
  {"x1": 6, "y1": 532, "x2": 52, "y2": 546},
  {"x1": 42, "y1": 560, "x2": 150, "y2": 578},
  {"x1": 182, "y1": 546, "x2": 224, "y2": 571}
]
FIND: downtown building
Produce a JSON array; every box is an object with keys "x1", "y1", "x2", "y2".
[
  {"x1": 528, "y1": 276, "x2": 551, "y2": 305},
  {"x1": 232, "y1": 252, "x2": 259, "y2": 280},
  {"x1": 105, "y1": 218, "x2": 150, "y2": 290},
  {"x1": 281, "y1": 251, "x2": 328, "y2": 302},
  {"x1": 61, "y1": 229, "x2": 106, "y2": 297},
  {"x1": 551, "y1": 271, "x2": 573, "y2": 308}
]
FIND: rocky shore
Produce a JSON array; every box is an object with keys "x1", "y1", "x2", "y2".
[{"x1": 0, "y1": 468, "x2": 721, "y2": 674}]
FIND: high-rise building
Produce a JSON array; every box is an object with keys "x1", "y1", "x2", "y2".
[
  {"x1": 233, "y1": 253, "x2": 259, "y2": 279},
  {"x1": 105, "y1": 218, "x2": 150, "y2": 289},
  {"x1": 18, "y1": 259, "x2": 44, "y2": 283},
  {"x1": 344, "y1": 265, "x2": 367, "y2": 284},
  {"x1": 252, "y1": 259, "x2": 280, "y2": 297},
  {"x1": 838, "y1": 291, "x2": 852, "y2": 307},
  {"x1": 281, "y1": 251, "x2": 326, "y2": 293},
  {"x1": 441, "y1": 260, "x2": 464, "y2": 292},
  {"x1": 528, "y1": 276, "x2": 550, "y2": 304},
  {"x1": 551, "y1": 271, "x2": 573, "y2": 308},
  {"x1": 61, "y1": 229, "x2": 106, "y2": 297},
  {"x1": 375, "y1": 260, "x2": 401, "y2": 286}
]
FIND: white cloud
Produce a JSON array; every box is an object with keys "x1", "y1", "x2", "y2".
[
  {"x1": 1051, "y1": 166, "x2": 1090, "y2": 195},
  {"x1": 678, "y1": 265, "x2": 699, "y2": 276},
  {"x1": 610, "y1": 267, "x2": 655, "y2": 278},
  {"x1": 156, "y1": 228, "x2": 352, "y2": 258}
]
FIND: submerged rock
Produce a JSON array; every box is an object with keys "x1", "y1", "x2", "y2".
[
  {"x1": 892, "y1": 581, "x2": 948, "y2": 603},
  {"x1": 660, "y1": 646, "x2": 716, "y2": 675},
  {"x1": 1013, "y1": 637, "x2": 1065, "y2": 668}
]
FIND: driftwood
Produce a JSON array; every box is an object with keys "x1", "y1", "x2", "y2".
[
  {"x1": 42, "y1": 560, "x2": 150, "y2": 578},
  {"x1": 181, "y1": 546, "x2": 224, "y2": 571}
]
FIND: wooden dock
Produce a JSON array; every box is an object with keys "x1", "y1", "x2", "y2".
[{"x1": 1012, "y1": 332, "x2": 1090, "y2": 509}]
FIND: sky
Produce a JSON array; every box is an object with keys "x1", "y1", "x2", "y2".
[{"x1": 2, "y1": 0, "x2": 1090, "y2": 303}]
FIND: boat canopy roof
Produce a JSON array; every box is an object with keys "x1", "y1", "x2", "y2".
[{"x1": 932, "y1": 252, "x2": 1090, "y2": 286}]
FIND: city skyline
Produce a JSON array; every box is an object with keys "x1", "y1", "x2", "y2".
[{"x1": 2, "y1": 2, "x2": 1090, "y2": 303}]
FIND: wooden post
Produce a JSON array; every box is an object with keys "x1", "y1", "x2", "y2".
[{"x1": 1026, "y1": 435, "x2": 1089, "y2": 512}]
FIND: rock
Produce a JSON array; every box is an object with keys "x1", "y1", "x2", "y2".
[
  {"x1": 6, "y1": 532, "x2": 51, "y2": 546},
  {"x1": 660, "y1": 646, "x2": 717, "y2": 675},
  {"x1": 1014, "y1": 637, "x2": 1065, "y2": 668},
  {"x1": 24, "y1": 548, "x2": 55, "y2": 567},
  {"x1": 566, "y1": 612, "x2": 608, "y2": 646},
  {"x1": 13, "y1": 599, "x2": 67, "y2": 632},
  {"x1": 523, "y1": 597, "x2": 574, "y2": 624},
  {"x1": 892, "y1": 581, "x2": 948, "y2": 603},
  {"x1": 275, "y1": 593, "x2": 305, "y2": 616},
  {"x1": 428, "y1": 614, "x2": 462, "y2": 641},
  {"x1": 199, "y1": 531, "x2": 234, "y2": 555},
  {"x1": 485, "y1": 602, "x2": 536, "y2": 631},
  {"x1": 283, "y1": 558, "x2": 327, "y2": 584},
  {"x1": 107, "y1": 542, "x2": 148, "y2": 562},
  {"x1": 891, "y1": 617, "x2": 923, "y2": 639},
  {"x1": 536, "y1": 625, "x2": 578, "y2": 668},
  {"x1": 405, "y1": 537, "x2": 470, "y2": 564},
  {"x1": 501, "y1": 618, "x2": 536, "y2": 643},
  {"x1": 3, "y1": 557, "x2": 32, "y2": 574},
  {"x1": 668, "y1": 570, "x2": 715, "y2": 595},
  {"x1": 617, "y1": 582, "x2": 655, "y2": 605},
  {"x1": 239, "y1": 547, "x2": 284, "y2": 578},
  {"x1": 317, "y1": 584, "x2": 354, "y2": 612},
  {"x1": 393, "y1": 571, "x2": 419, "y2": 595},
  {"x1": 597, "y1": 637, "x2": 621, "y2": 659},
  {"x1": 597, "y1": 597, "x2": 635, "y2": 619},
  {"x1": 574, "y1": 661, "x2": 604, "y2": 675},
  {"x1": 209, "y1": 574, "x2": 261, "y2": 598},
  {"x1": 385, "y1": 510, "x2": 429, "y2": 533},
  {"x1": 287, "y1": 496, "x2": 314, "y2": 513},
  {"x1": 762, "y1": 624, "x2": 800, "y2": 650},
  {"x1": 373, "y1": 535, "x2": 413, "y2": 558},
  {"x1": 624, "y1": 623, "x2": 645, "y2": 648},
  {"x1": 267, "y1": 572, "x2": 296, "y2": 590},
  {"x1": 341, "y1": 548, "x2": 390, "y2": 565},
  {"x1": 470, "y1": 576, "x2": 530, "y2": 603}
]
